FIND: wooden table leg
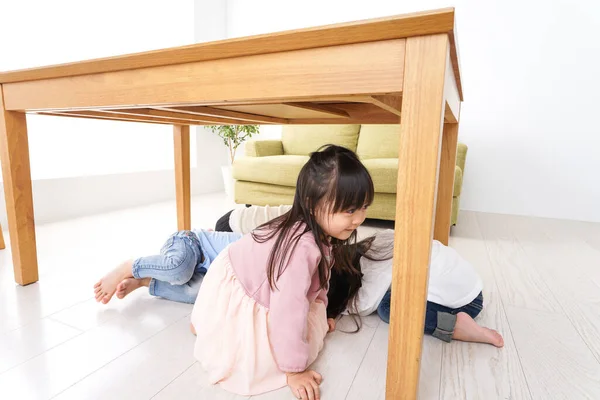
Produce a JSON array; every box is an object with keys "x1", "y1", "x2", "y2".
[
  {"x1": 433, "y1": 122, "x2": 459, "y2": 245},
  {"x1": 0, "y1": 85, "x2": 39, "y2": 285},
  {"x1": 174, "y1": 125, "x2": 191, "y2": 231},
  {"x1": 0, "y1": 223, "x2": 5, "y2": 250},
  {"x1": 386, "y1": 34, "x2": 449, "y2": 400}
]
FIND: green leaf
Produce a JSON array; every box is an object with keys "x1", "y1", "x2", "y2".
[{"x1": 209, "y1": 124, "x2": 260, "y2": 156}]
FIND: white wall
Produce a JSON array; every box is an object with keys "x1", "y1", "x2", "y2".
[
  {"x1": 226, "y1": 0, "x2": 600, "y2": 223},
  {"x1": 0, "y1": 1, "x2": 197, "y2": 181},
  {"x1": 193, "y1": 0, "x2": 232, "y2": 187},
  {"x1": 0, "y1": 1, "x2": 232, "y2": 227}
]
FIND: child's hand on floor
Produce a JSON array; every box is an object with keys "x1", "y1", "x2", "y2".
[
  {"x1": 286, "y1": 370, "x2": 322, "y2": 400},
  {"x1": 327, "y1": 318, "x2": 336, "y2": 333}
]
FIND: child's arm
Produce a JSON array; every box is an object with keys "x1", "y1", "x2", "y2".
[
  {"x1": 268, "y1": 239, "x2": 322, "y2": 373},
  {"x1": 327, "y1": 318, "x2": 336, "y2": 332},
  {"x1": 316, "y1": 284, "x2": 328, "y2": 307},
  {"x1": 196, "y1": 230, "x2": 243, "y2": 253},
  {"x1": 231, "y1": 205, "x2": 292, "y2": 234}
]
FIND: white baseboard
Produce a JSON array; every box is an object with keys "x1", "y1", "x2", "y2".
[{"x1": 0, "y1": 166, "x2": 224, "y2": 227}]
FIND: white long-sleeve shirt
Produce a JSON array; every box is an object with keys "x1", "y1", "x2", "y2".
[{"x1": 356, "y1": 230, "x2": 482, "y2": 314}]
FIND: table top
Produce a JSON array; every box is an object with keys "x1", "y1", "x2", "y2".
[{"x1": 0, "y1": 8, "x2": 461, "y2": 126}]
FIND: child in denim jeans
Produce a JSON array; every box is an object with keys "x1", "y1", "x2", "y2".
[{"x1": 94, "y1": 229, "x2": 242, "y2": 304}]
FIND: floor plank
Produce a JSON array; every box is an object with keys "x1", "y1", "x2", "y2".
[
  {"x1": 505, "y1": 305, "x2": 600, "y2": 400},
  {"x1": 492, "y1": 215, "x2": 600, "y2": 364},
  {"x1": 250, "y1": 315, "x2": 381, "y2": 400},
  {"x1": 440, "y1": 211, "x2": 531, "y2": 400},
  {"x1": 152, "y1": 362, "x2": 250, "y2": 400},
  {"x1": 476, "y1": 213, "x2": 564, "y2": 313},
  {"x1": 344, "y1": 320, "x2": 389, "y2": 400},
  {"x1": 0, "y1": 294, "x2": 190, "y2": 399},
  {"x1": 346, "y1": 323, "x2": 444, "y2": 400},
  {"x1": 53, "y1": 316, "x2": 195, "y2": 400},
  {"x1": 475, "y1": 212, "x2": 600, "y2": 399},
  {"x1": 0, "y1": 317, "x2": 81, "y2": 374},
  {"x1": 49, "y1": 289, "x2": 181, "y2": 332}
]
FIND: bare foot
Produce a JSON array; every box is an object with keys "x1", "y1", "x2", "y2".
[
  {"x1": 93, "y1": 260, "x2": 135, "y2": 304},
  {"x1": 190, "y1": 323, "x2": 197, "y2": 335},
  {"x1": 116, "y1": 277, "x2": 151, "y2": 299},
  {"x1": 452, "y1": 312, "x2": 504, "y2": 347}
]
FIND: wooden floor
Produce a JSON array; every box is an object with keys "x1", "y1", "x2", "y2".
[{"x1": 1, "y1": 193, "x2": 600, "y2": 399}]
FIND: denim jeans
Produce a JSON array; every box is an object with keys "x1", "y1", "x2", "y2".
[
  {"x1": 132, "y1": 231, "x2": 204, "y2": 304},
  {"x1": 377, "y1": 289, "x2": 484, "y2": 340}
]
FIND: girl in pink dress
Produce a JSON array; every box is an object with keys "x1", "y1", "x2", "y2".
[{"x1": 190, "y1": 144, "x2": 373, "y2": 400}]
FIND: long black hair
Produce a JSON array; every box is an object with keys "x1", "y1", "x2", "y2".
[{"x1": 252, "y1": 144, "x2": 375, "y2": 291}]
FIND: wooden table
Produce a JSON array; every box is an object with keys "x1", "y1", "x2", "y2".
[
  {"x1": 0, "y1": 223, "x2": 5, "y2": 249},
  {"x1": 0, "y1": 8, "x2": 463, "y2": 399}
]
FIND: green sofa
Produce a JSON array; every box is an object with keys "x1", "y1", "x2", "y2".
[{"x1": 232, "y1": 124, "x2": 467, "y2": 223}]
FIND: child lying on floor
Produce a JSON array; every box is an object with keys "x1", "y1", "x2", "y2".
[
  {"x1": 93, "y1": 205, "x2": 301, "y2": 305},
  {"x1": 94, "y1": 229, "x2": 242, "y2": 304}
]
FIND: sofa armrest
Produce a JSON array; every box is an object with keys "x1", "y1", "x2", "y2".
[
  {"x1": 453, "y1": 165, "x2": 463, "y2": 197},
  {"x1": 245, "y1": 140, "x2": 284, "y2": 157},
  {"x1": 456, "y1": 143, "x2": 468, "y2": 173}
]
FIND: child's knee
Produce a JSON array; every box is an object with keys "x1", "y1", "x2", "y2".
[
  {"x1": 166, "y1": 255, "x2": 196, "y2": 285},
  {"x1": 169, "y1": 268, "x2": 195, "y2": 285}
]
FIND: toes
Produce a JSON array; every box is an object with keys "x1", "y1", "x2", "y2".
[
  {"x1": 93, "y1": 281, "x2": 101, "y2": 288},
  {"x1": 495, "y1": 333, "x2": 505, "y2": 347},
  {"x1": 94, "y1": 285, "x2": 105, "y2": 301}
]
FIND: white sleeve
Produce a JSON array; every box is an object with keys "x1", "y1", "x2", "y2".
[
  {"x1": 346, "y1": 231, "x2": 483, "y2": 315},
  {"x1": 229, "y1": 205, "x2": 292, "y2": 234},
  {"x1": 346, "y1": 230, "x2": 395, "y2": 316}
]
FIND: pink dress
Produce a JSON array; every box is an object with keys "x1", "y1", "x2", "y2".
[{"x1": 190, "y1": 225, "x2": 330, "y2": 396}]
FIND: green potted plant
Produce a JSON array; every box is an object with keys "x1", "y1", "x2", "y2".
[{"x1": 209, "y1": 124, "x2": 260, "y2": 197}]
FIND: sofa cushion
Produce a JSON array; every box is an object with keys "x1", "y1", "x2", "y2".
[
  {"x1": 232, "y1": 155, "x2": 309, "y2": 187},
  {"x1": 361, "y1": 158, "x2": 398, "y2": 194},
  {"x1": 356, "y1": 125, "x2": 400, "y2": 159},
  {"x1": 235, "y1": 180, "x2": 398, "y2": 221},
  {"x1": 235, "y1": 156, "x2": 401, "y2": 194},
  {"x1": 281, "y1": 124, "x2": 360, "y2": 155},
  {"x1": 245, "y1": 140, "x2": 284, "y2": 157},
  {"x1": 235, "y1": 156, "x2": 465, "y2": 197}
]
